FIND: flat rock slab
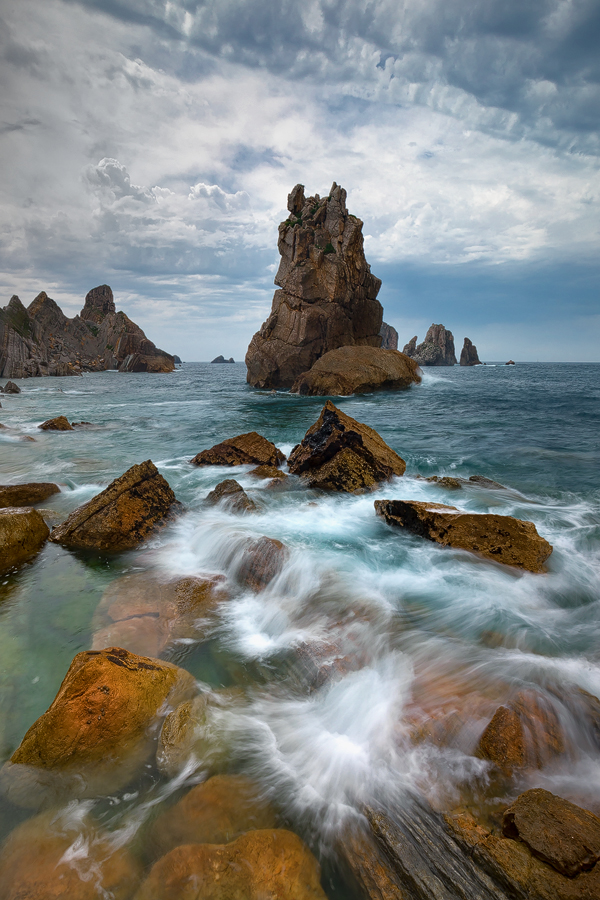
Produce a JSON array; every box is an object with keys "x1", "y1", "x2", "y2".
[
  {"x1": 0, "y1": 482, "x2": 60, "y2": 508},
  {"x1": 374, "y1": 499, "x2": 552, "y2": 572},
  {"x1": 49, "y1": 459, "x2": 179, "y2": 551},
  {"x1": 291, "y1": 345, "x2": 421, "y2": 396},
  {"x1": 190, "y1": 431, "x2": 285, "y2": 467},
  {"x1": 0, "y1": 507, "x2": 49, "y2": 575},
  {"x1": 39, "y1": 415, "x2": 72, "y2": 430}
]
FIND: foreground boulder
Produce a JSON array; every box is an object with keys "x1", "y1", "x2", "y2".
[
  {"x1": 49, "y1": 459, "x2": 179, "y2": 551},
  {"x1": 477, "y1": 689, "x2": 564, "y2": 772},
  {"x1": 39, "y1": 415, "x2": 73, "y2": 430},
  {"x1": 291, "y1": 345, "x2": 421, "y2": 396},
  {"x1": 403, "y1": 324, "x2": 457, "y2": 366},
  {"x1": 135, "y1": 829, "x2": 327, "y2": 900},
  {"x1": 460, "y1": 337, "x2": 481, "y2": 366},
  {"x1": 0, "y1": 482, "x2": 60, "y2": 507},
  {"x1": 288, "y1": 401, "x2": 406, "y2": 493},
  {"x1": 0, "y1": 507, "x2": 49, "y2": 575},
  {"x1": 237, "y1": 536, "x2": 289, "y2": 590},
  {"x1": 205, "y1": 478, "x2": 257, "y2": 512},
  {"x1": 246, "y1": 182, "x2": 384, "y2": 390},
  {"x1": 1, "y1": 647, "x2": 196, "y2": 807},
  {"x1": 191, "y1": 431, "x2": 285, "y2": 467},
  {"x1": 375, "y1": 499, "x2": 553, "y2": 572}
]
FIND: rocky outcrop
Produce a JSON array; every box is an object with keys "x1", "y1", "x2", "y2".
[
  {"x1": 0, "y1": 507, "x2": 50, "y2": 574},
  {"x1": 39, "y1": 415, "x2": 73, "y2": 431},
  {"x1": 477, "y1": 689, "x2": 564, "y2": 772},
  {"x1": 237, "y1": 536, "x2": 289, "y2": 590},
  {"x1": 291, "y1": 345, "x2": 421, "y2": 396},
  {"x1": 374, "y1": 499, "x2": 553, "y2": 572},
  {"x1": 205, "y1": 478, "x2": 257, "y2": 512},
  {"x1": 403, "y1": 324, "x2": 457, "y2": 366},
  {"x1": 460, "y1": 337, "x2": 481, "y2": 366},
  {"x1": 2, "y1": 381, "x2": 20, "y2": 393},
  {"x1": 0, "y1": 482, "x2": 59, "y2": 507},
  {"x1": 288, "y1": 401, "x2": 406, "y2": 493},
  {"x1": 0, "y1": 285, "x2": 174, "y2": 378},
  {"x1": 49, "y1": 459, "x2": 179, "y2": 551},
  {"x1": 506, "y1": 359, "x2": 515, "y2": 365},
  {"x1": 211, "y1": 355, "x2": 234, "y2": 363},
  {"x1": 190, "y1": 432, "x2": 285, "y2": 467},
  {"x1": 246, "y1": 183, "x2": 384, "y2": 389},
  {"x1": 250, "y1": 464, "x2": 287, "y2": 480},
  {"x1": 379, "y1": 321, "x2": 398, "y2": 350}
]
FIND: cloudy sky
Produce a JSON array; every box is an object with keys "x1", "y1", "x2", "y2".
[{"x1": 1, "y1": 0, "x2": 598, "y2": 361}]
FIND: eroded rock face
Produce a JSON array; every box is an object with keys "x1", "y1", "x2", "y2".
[
  {"x1": 460, "y1": 337, "x2": 481, "y2": 366},
  {"x1": 291, "y1": 345, "x2": 421, "y2": 396},
  {"x1": 191, "y1": 432, "x2": 285, "y2": 467},
  {"x1": 0, "y1": 482, "x2": 59, "y2": 507},
  {"x1": 135, "y1": 829, "x2": 327, "y2": 900},
  {"x1": 379, "y1": 322, "x2": 399, "y2": 350},
  {"x1": 0, "y1": 507, "x2": 49, "y2": 575},
  {"x1": 39, "y1": 415, "x2": 73, "y2": 431},
  {"x1": 205, "y1": 479, "x2": 257, "y2": 513},
  {"x1": 246, "y1": 183, "x2": 384, "y2": 389},
  {"x1": 375, "y1": 499, "x2": 553, "y2": 572},
  {"x1": 403, "y1": 324, "x2": 457, "y2": 366},
  {"x1": 0, "y1": 285, "x2": 174, "y2": 378},
  {"x1": 2, "y1": 647, "x2": 196, "y2": 807},
  {"x1": 288, "y1": 400, "x2": 406, "y2": 493},
  {"x1": 49, "y1": 460, "x2": 179, "y2": 551}
]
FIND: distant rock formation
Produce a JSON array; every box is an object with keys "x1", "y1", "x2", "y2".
[
  {"x1": 506, "y1": 360, "x2": 515, "y2": 365},
  {"x1": 379, "y1": 322, "x2": 398, "y2": 350},
  {"x1": 403, "y1": 324, "x2": 457, "y2": 366},
  {"x1": 245, "y1": 183, "x2": 383, "y2": 389},
  {"x1": 460, "y1": 338, "x2": 481, "y2": 366},
  {"x1": 0, "y1": 285, "x2": 174, "y2": 378},
  {"x1": 211, "y1": 355, "x2": 234, "y2": 364},
  {"x1": 173, "y1": 355, "x2": 182, "y2": 365}
]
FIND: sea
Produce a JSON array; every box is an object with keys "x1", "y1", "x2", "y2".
[{"x1": 1, "y1": 361, "x2": 599, "y2": 896}]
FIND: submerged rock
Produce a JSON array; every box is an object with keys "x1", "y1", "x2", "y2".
[
  {"x1": 237, "y1": 536, "x2": 289, "y2": 590},
  {"x1": 205, "y1": 478, "x2": 257, "y2": 512},
  {"x1": 0, "y1": 507, "x2": 49, "y2": 575},
  {"x1": 135, "y1": 828, "x2": 327, "y2": 900},
  {"x1": 477, "y1": 689, "x2": 564, "y2": 772},
  {"x1": 190, "y1": 431, "x2": 285, "y2": 467},
  {"x1": 291, "y1": 345, "x2": 421, "y2": 396},
  {"x1": 0, "y1": 482, "x2": 59, "y2": 508},
  {"x1": 2, "y1": 647, "x2": 196, "y2": 808},
  {"x1": 375, "y1": 499, "x2": 553, "y2": 572},
  {"x1": 460, "y1": 337, "x2": 481, "y2": 366},
  {"x1": 39, "y1": 415, "x2": 73, "y2": 431},
  {"x1": 403, "y1": 324, "x2": 457, "y2": 366},
  {"x1": 288, "y1": 400, "x2": 406, "y2": 493},
  {"x1": 249, "y1": 464, "x2": 287, "y2": 480},
  {"x1": 245, "y1": 182, "x2": 384, "y2": 389},
  {"x1": 379, "y1": 321, "x2": 399, "y2": 350},
  {"x1": 49, "y1": 459, "x2": 179, "y2": 551}
]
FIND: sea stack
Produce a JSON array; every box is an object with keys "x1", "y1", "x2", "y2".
[
  {"x1": 403, "y1": 324, "x2": 457, "y2": 366},
  {"x1": 460, "y1": 338, "x2": 481, "y2": 366},
  {"x1": 245, "y1": 183, "x2": 384, "y2": 389},
  {"x1": 379, "y1": 322, "x2": 399, "y2": 350}
]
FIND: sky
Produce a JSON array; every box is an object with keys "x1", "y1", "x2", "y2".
[{"x1": 0, "y1": 0, "x2": 598, "y2": 362}]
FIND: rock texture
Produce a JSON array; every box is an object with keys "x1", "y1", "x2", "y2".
[
  {"x1": 0, "y1": 482, "x2": 59, "y2": 507},
  {"x1": 39, "y1": 415, "x2": 73, "y2": 431},
  {"x1": 403, "y1": 324, "x2": 457, "y2": 366},
  {"x1": 291, "y1": 345, "x2": 421, "y2": 396},
  {"x1": 379, "y1": 322, "x2": 399, "y2": 350},
  {"x1": 49, "y1": 459, "x2": 179, "y2": 551},
  {"x1": 477, "y1": 690, "x2": 564, "y2": 772},
  {"x1": 460, "y1": 337, "x2": 481, "y2": 366},
  {"x1": 288, "y1": 401, "x2": 406, "y2": 493},
  {"x1": 237, "y1": 536, "x2": 289, "y2": 590},
  {"x1": 190, "y1": 432, "x2": 285, "y2": 467},
  {"x1": 0, "y1": 507, "x2": 50, "y2": 575},
  {"x1": 0, "y1": 285, "x2": 174, "y2": 378},
  {"x1": 246, "y1": 183, "x2": 384, "y2": 389},
  {"x1": 375, "y1": 500, "x2": 553, "y2": 572},
  {"x1": 205, "y1": 479, "x2": 257, "y2": 512}
]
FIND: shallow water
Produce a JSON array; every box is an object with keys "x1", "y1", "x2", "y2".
[{"x1": 1, "y1": 362, "x2": 600, "y2": 895}]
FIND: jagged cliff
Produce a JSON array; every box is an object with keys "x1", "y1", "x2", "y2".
[
  {"x1": 403, "y1": 324, "x2": 457, "y2": 366},
  {"x1": 0, "y1": 285, "x2": 174, "y2": 378},
  {"x1": 245, "y1": 183, "x2": 384, "y2": 389},
  {"x1": 460, "y1": 337, "x2": 481, "y2": 366}
]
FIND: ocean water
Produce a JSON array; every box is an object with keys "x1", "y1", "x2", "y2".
[{"x1": 1, "y1": 362, "x2": 599, "y2": 895}]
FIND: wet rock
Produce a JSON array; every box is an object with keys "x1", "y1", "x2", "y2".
[
  {"x1": 291, "y1": 345, "x2": 421, "y2": 396},
  {"x1": 379, "y1": 321, "x2": 399, "y2": 350},
  {"x1": 205, "y1": 478, "x2": 257, "y2": 512},
  {"x1": 1, "y1": 646, "x2": 196, "y2": 807},
  {"x1": 477, "y1": 690, "x2": 565, "y2": 772},
  {"x1": 0, "y1": 483, "x2": 60, "y2": 508},
  {"x1": 477, "y1": 705, "x2": 526, "y2": 770},
  {"x1": 49, "y1": 459, "x2": 179, "y2": 551},
  {"x1": 91, "y1": 573, "x2": 227, "y2": 658},
  {"x1": 375, "y1": 499, "x2": 553, "y2": 572},
  {"x1": 0, "y1": 507, "x2": 50, "y2": 575},
  {"x1": 190, "y1": 431, "x2": 285, "y2": 467},
  {"x1": 135, "y1": 828, "x2": 327, "y2": 900},
  {"x1": 468, "y1": 475, "x2": 507, "y2": 489},
  {"x1": 72, "y1": 420, "x2": 93, "y2": 426},
  {"x1": 246, "y1": 182, "x2": 384, "y2": 390},
  {"x1": 425, "y1": 475, "x2": 464, "y2": 489},
  {"x1": 460, "y1": 337, "x2": 482, "y2": 366},
  {"x1": 339, "y1": 823, "x2": 410, "y2": 900},
  {"x1": 0, "y1": 809, "x2": 142, "y2": 900},
  {"x1": 148, "y1": 774, "x2": 277, "y2": 858},
  {"x1": 288, "y1": 400, "x2": 406, "y2": 493},
  {"x1": 506, "y1": 360, "x2": 515, "y2": 365},
  {"x1": 403, "y1": 324, "x2": 457, "y2": 366},
  {"x1": 3, "y1": 381, "x2": 20, "y2": 394},
  {"x1": 237, "y1": 536, "x2": 289, "y2": 590},
  {"x1": 211, "y1": 355, "x2": 234, "y2": 363},
  {"x1": 250, "y1": 464, "x2": 288, "y2": 480},
  {"x1": 39, "y1": 415, "x2": 73, "y2": 431}
]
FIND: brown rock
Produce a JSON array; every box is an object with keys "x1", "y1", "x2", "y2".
[
  {"x1": 205, "y1": 478, "x2": 257, "y2": 512},
  {"x1": 477, "y1": 705, "x2": 526, "y2": 770},
  {"x1": 403, "y1": 323, "x2": 457, "y2": 366},
  {"x1": 0, "y1": 507, "x2": 49, "y2": 575},
  {"x1": 337, "y1": 823, "x2": 410, "y2": 900},
  {"x1": 237, "y1": 536, "x2": 289, "y2": 590},
  {"x1": 135, "y1": 828, "x2": 327, "y2": 900},
  {"x1": 506, "y1": 360, "x2": 515, "y2": 365},
  {"x1": 249, "y1": 464, "x2": 287, "y2": 480},
  {"x1": 39, "y1": 415, "x2": 73, "y2": 431},
  {"x1": 245, "y1": 182, "x2": 384, "y2": 390},
  {"x1": 288, "y1": 400, "x2": 406, "y2": 493},
  {"x1": 460, "y1": 337, "x2": 482, "y2": 366},
  {"x1": 379, "y1": 321, "x2": 399, "y2": 350},
  {"x1": 148, "y1": 774, "x2": 277, "y2": 858},
  {"x1": 3, "y1": 380, "x2": 20, "y2": 393},
  {"x1": 425, "y1": 475, "x2": 464, "y2": 489},
  {"x1": 49, "y1": 459, "x2": 179, "y2": 551},
  {"x1": 0, "y1": 482, "x2": 60, "y2": 507},
  {"x1": 374, "y1": 499, "x2": 553, "y2": 572},
  {"x1": 291, "y1": 345, "x2": 421, "y2": 396},
  {"x1": 2, "y1": 646, "x2": 196, "y2": 807},
  {"x1": 190, "y1": 431, "x2": 285, "y2": 467},
  {"x1": 0, "y1": 809, "x2": 142, "y2": 900}
]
